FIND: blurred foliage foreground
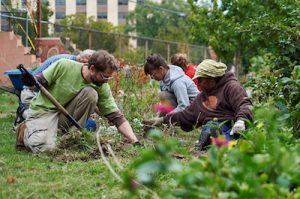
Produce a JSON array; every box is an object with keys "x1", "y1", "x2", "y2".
[{"x1": 117, "y1": 65, "x2": 300, "y2": 198}]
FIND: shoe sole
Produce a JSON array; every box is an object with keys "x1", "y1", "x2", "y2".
[{"x1": 15, "y1": 122, "x2": 26, "y2": 151}]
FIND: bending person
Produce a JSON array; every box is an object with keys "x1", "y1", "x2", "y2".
[
  {"x1": 144, "y1": 54, "x2": 199, "y2": 115},
  {"x1": 16, "y1": 50, "x2": 140, "y2": 153},
  {"x1": 148, "y1": 59, "x2": 253, "y2": 150},
  {"x1": 170, "y1": 53, "x2": 200, "y2": 91},
  {"x1": 18, "y1": 49, "x2": 95, "y2": 123}
]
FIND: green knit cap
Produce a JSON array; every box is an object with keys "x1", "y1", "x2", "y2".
[{"x1": 193, "y1": 59, "x2": 227, "y2": 79}]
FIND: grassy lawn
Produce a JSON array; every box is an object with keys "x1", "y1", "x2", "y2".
[
  {"x1": 0, "y1": 92, "x2": 199, "y2": 198},
  {"x1": 0, "y1": 92, "x2": 129, "y2": 198}
]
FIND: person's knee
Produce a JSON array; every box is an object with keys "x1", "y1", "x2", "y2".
[
  {"x1": 159, "y1": 91, "x2": 171, "y2": 101},
  {"x1": 159, "y1": 91, "x2": 177, "y2": 106},
  {"x1": 81, "y1": 87, "x2": 98, "y2": 105},
  {"x1": 24, "y1": 128, "x2": 55, "y2": 153}
]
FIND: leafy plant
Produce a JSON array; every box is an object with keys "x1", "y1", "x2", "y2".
[{"x1": 122, "y1": 106, "x2": 300, "y2": 198}]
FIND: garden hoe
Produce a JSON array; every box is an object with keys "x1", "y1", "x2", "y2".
[{"x1": 17, "y1": 64, "x2": 82, "y2": 130}]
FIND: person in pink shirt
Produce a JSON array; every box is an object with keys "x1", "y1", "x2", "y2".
[{"x1": 170, "y1": 53, "x2": 201, "y2": 91}]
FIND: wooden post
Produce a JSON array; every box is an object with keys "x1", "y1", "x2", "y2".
[
  {"x1": 187, "y1": 44, "x2": 190, "y2": 58},
  {"x1": 36, "y1": 0, "x2": 42, "y2": 38},
  {"x1": 88, "y1": 31, "x2": 92, "y2": 49},
  {"x1": 167, "y1": 43, "x2": 170, "y2": 63},
  {"x1": 234, "y1": 49, "x2": 241, "y2": 79},
  {"x1": 204, "y1": 47, "x2": 208, "y2": 59},
  {"x1": 118, "y1": 34, "x2": 121, "y2": 59},
  {"x1": 145, "y1": 40, "x2": 148, "y2": 59}
]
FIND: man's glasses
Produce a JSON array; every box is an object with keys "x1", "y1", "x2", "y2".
[{"x1": 100, "y1": 72, "x2": 113, "y2": 81}]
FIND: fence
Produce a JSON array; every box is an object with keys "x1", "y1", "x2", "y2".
[{"x1": 0, "y1": 13, "x2": 210, "y2": 65}]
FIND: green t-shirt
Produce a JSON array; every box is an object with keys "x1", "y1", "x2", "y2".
[{"x1": 29, "y1": 59, "x2": 119, "y2": 116}]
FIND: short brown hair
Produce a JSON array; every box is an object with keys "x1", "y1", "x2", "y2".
[
  {"x1": 170, "y1": 53, "x2": 188, "y2": 70},
  {"x1": 88, "y1": 50, "x2": 117, "y2": 72}
]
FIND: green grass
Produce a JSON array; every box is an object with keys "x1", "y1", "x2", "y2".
[
  {"x1": 0, "y1": 87, "x2": 202, "y2": 198},
  {"x1": 0, "y1": 93, "x2": 126, "y2": 198},
  {"x1": 0, "y1": 92, "x2": 199, "y2": 198}
]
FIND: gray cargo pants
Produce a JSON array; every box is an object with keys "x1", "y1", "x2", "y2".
[{"x1": 23, "y1": 87, "x2": 98, "y2": 153}]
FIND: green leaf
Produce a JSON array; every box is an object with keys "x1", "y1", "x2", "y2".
[
  {"x1": 276, "y1": 175, "x2": 291, "y2": 188},
  {"x1": 281, "y1": 77, "x2": 292, "y2": 84},
  {"x1": 252, "y1": 154, "x2": 271, "y2": 164}
]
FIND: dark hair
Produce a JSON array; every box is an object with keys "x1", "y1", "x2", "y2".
[
  {"x1": 170, "y1": 53, "x2": 188, "y2": 70},
  {"x1": 88, "y1": 50, "x2": 117, "y2": 72},
  {"x1": 144, "y1": 54, "x2": 169, "y2": 75}
]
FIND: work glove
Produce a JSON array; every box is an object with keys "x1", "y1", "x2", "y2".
[
  {"x1": 230, "y1": 119, "x2": 245, "y2": 135},
  {"x1": 21, "y1": 72, "x2": 35, "y2": 87}
]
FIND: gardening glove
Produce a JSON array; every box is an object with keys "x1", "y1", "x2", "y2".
[
  {"x1": 230, "y1": 119, "x2": 245, "y2": 135},
  {"x1": 21, "y1": 72, "x2": 35, "y2": 87}
]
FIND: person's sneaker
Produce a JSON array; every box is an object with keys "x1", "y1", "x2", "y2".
[{"x1": 15, "y1": 122, "x2": 27, "y2": 151}]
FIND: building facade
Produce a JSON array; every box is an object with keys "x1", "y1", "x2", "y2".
[{"x1": 1, "y1": 0, "x2": 162, "y2": 31}]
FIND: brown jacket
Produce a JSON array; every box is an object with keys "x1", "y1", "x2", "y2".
[{"x1": 164, "y1": 72, "x2": 253, "y2": 131}]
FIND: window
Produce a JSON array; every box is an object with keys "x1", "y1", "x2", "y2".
[
  {"x1": 56, "y1": 12, "x2": 65, "y2": 19},
  {"x1": 55, "y1": 25, "x2": 64, "y2": 33},
  {"x1": 21, "y1": 0, "x2": 27, "y2": 6},
  {"x1": 97, "y1": 0, "x2": 107, "y2": 5},
  {"x1": 118, "y1": 12, "x2": 127, "y2": 19},
  {"x1": 1, "y1": 25, "x2": 10, "y2": 31},
  {"x1": 56, "y1": 0, "x2": 65, "y2": 6},
  {"x1": 2, "y1": 0, "x2": 11, "y2": 5},
  {"x1": 118, "y1": 0, "x2": 128, "y2": 5},
  {"x1": 76, "y1": 0, "x2": 86, "y2": 6},
  {"x1": 97, "y1": 12, "x2": 107, "y2": 19}
]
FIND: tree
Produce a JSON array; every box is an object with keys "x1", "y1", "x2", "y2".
[
  {"x1": 188, "y1": 0, "x2": 300, "y2": 74},
  {"x1": 125, "y1": 0, "x2": 193, "y2": 43},
  {"x1": 124, "y1": 0, "x2": 200, "y2": 61},
  {"x1": 58, "y1": 15, "x2": 123, "y2": 52},
  {"x1": 3, "y1": 0, "x2": 53, "y2": 51},
  {"x1": 41, "y1": 1, "x2": 53, "y2": 37}
]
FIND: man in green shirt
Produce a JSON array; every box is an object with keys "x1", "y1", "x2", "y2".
[{"x1": 16, "y1": 50, "x2": 141, "y2": 153}]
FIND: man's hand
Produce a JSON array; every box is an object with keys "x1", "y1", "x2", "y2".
[
  {"x1": 143, "y1": 117, "x2": 164, "y2": 127},
  {"x1": 143, "y1": 117, "x2": 164, "y2": 132},
  {"x1": 133, "y1": 141, "x2": 144, "y2": 147},
  {"x1": 230, "y1": 120, "x2": 245, "y2": 135}
]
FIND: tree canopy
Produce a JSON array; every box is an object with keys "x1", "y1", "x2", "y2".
[
  {"x1": 189, "y1": 0, "x2": 300, "y2": 72},
  {"x1": 58, "y1": 15, "x2": 123, "y2": 52},
  {"x1": 125, "y1": 0, "x2": 193, "y2": 43}
]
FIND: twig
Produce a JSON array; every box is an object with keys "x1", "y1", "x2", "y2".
[
  {"x1": 96, "y1": 128, "x2": 123, "y2": 182},
  {"x1": 96, "y1": 128, "x2": 160, "y2": 199},
  {"x1": 106, "y1": 143, "x2": 123, "y2": 170},
  {"x1": 0, "y1": 159, "x2": 5, "y2": 166}
]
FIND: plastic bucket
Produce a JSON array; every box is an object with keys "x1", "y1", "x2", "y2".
[{"x1": 4, "y1": 70, "x2": 23, "y2": 91}]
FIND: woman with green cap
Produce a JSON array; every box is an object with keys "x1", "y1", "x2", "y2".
[{"x1": 147, "y1": 59, "x2": 253, "y2": 150}]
